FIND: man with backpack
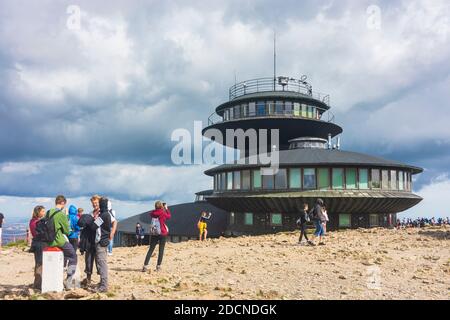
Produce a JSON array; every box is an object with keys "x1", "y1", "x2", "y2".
[{"x1": 36, "y1": 195, "x2": 78, "y2": 289}]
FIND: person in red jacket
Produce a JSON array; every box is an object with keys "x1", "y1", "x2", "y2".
[{"x1": 142, "y1": 201, "x2": 171, "y2": 272}]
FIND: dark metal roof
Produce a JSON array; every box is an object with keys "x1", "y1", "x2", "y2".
[
  {"x1": 204, "y1": 148, "x2": 423, "y2": 175},
  {"x1": 117, "y1": 201, "x2": 228, "y2": 237},
  {"x1": 195, "y1": 189, "x2": 214, "y2": 196}
]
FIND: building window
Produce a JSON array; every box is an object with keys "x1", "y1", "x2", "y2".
[
  {"x1": 274, "y1": 169, "x2": 287, "y2": 189},
  {"x1": 346, "y1": 168, "x2": 357, "y2": 189},
  {"x1": 242, "y1": 170, "x2": 251, "y2": 190},
  {"x1": 382, "y1": 170, "x2": 389, "y2": 190},
  {"x1": 233, "y1": 171, "x2": 241, "y2": 189},
  {"x1": 339, "y1": 214, "x2": 351, "y2": 228},
  {"x1": 289, "y1": 168, "x2": 301, "y2": 188},
  {"x1": 248, "y1": 102, "x2": 256, "y2": 116},
  {"x1": 390, "y1": 170, "x2": 397, "y2": 190},
  {"x1": 332, "y1": 168, "x2": 344, "y2": 189},
  {"x1": 234, "y1": 105, "x2": 241, "y2": 119},
  {"x1": 230, "y1": 212, "x2": 235, "y2": 225},
  {"x1": 307, "y1": 106, "x2": 313, "y2": 118},
  {"x1": 398, "y1": 171, "x2": 404, "y2": 190},
  {"x1": 262, "y1": 173, "x2": 274, "y2": 189},
  {"x1": 257, "y1": 101, "x2": 265, "y2": 116},
  {"x1": 275, "y1": 101, "x2": 283, "y2": 114},
  {"x1": 242, "y1": 103, "x2": 248, "y2": 117},
  {"x1": 369, "y1": 214, "x2": 379, "y2": 227},
  {"x1": 266, "y1": 101, "x2": 274, "y2": 115},
  {"x1": 293, "y1": 103, "x2": 300, "y2": 116},
  {"x1": 221, "y1": 172, "x2": 226, "y2": 190},
  {"x1": 285, "y1": 101, "x2": 293, "y2": 115},
  {"x1": 301, "y1": 104, "x2": 308, "y2": 117},
  {"x1": 229, "y1": 107, "x2": 234, "y2": 120},
  {"x1": 271, "y1": 213, "x2": 282, "y2": 226},
  {"x1": 244, "y1": 213, "x2": 253, "y2": 225},
  {"x1": 359, "y1": 169, "x2": 369, "y2": 189},
  {"x1": 224, "y1": 109, "x2": 229, "y2": 121},
  {"x1": 303, "y1": 168, "x2": 316, "y2": 189},
  {"x1": 227, "y1": 172, "x2": 233, "y2": 190},
  {"x1": 371, "y1": 169, "x2": 381, "y2": 189},
  {"x1": 318, "y1": 168, "x2": 329, "y2": 190},
  {"x1": 253, "y1": 169, "x2": 262, "y2": 189}
]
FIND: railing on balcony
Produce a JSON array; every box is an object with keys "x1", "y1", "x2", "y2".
[
  {"x1": 229, "y1": 76, "x2": 330, "y2": 106},
  {"x1": 207, "y1": 107, "x2": 335, "y2": 126}
]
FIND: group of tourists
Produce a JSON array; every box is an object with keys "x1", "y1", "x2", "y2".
[
  {"x1": 396, "y1": 217, "x2": 450, "y2": 228},
  {"x1": 28, "y1": 195, "x2": 117, "y2": 292},
  {"x1": 296, "y1": 198, "x2": 329, "y2": 246}
]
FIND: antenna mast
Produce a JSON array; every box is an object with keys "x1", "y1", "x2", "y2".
[{"x1": 273, "y1": 30, "x2": 276, "y2": 90}]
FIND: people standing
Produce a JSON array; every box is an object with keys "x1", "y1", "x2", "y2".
[
  {"x1": 82, "y1": 195, "x2": 101, "y2": 287},
  {"x1": 322, "y1": 205, "x2": 329, "y2": 235},
  {"x1": 0, "y1": 212, "x2": 4, "y2": 248},
  {"x1": 197, "y1": 211, "x2": 212, "y2": 241},
  {"x1": 297, "y1": 203, "x2": 313, "y2": 246},
  {"x1": 93, "y1": 197, "x2": 112, "y2": 292},
  {"x1": 142, "y1": 201, "x2": 171, "y2": 272},
  {"x1": 68, "y1": 205, "x2": 80, "y2": 253},
  {"x1": 45, "y1": 195, "x2": 78, "y2": 289},
  {"x1": 310, "y1": 198, "x2": 327, "y2": 246},
  {"x1": 107, "y1": 200, "x2": 117, "y2": 256},
  {"x1": 135, "y1": 223, "x2": 144, "y2": 246},
  {"x1": 29, "y1": 205, "x2": 46, "y2": 290}
]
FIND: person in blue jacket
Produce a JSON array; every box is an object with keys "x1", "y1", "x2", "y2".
[{"x1": 68, "y1": 204, "x2": 81, "y2": 253}]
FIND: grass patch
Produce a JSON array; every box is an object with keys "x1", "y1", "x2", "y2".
[{"x1": 5, "y1": 240, "x2": 28, "y2": 248}]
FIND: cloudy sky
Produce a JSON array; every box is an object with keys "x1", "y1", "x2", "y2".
[{"x1": 0, "y1": 0, "x2": 449, "y2": 221}]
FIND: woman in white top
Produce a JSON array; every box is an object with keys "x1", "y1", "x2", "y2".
[{"x1": 322, "y1": 206, "x2": 329, "y2": 234}]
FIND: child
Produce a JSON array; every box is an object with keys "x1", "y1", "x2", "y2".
[
  {"x1": 198, "y1": 211, "x2": 212, "y2": 241},
  {"x1": 29, "y1": 205, "x2": 46, "y2": 290}
]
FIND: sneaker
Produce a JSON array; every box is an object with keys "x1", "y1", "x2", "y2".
[
  {"x1": 64, "y1": 275, "x2": 74, "y2": 290},
  {"x1": 97, "y1": 286, "x2": 108, "y2": 293},
  {"x1": 108, "y1": 252, "x2": 113, "y2": 256},
  {"x1": 155, "y1": 265, "x2": 161, "y2": 272},
  {"x1": 81, "y1": 276, "x2": 91, "y2": 287},
  {"x1": 142, "y1": 265, "x2": 148, "y2": 273},
  {"x1": 318, "y1": 242, "x2": 326, "y2": 246},
  {"x1": 307, "y1": 241, "x2": 315, "y2": 246}
]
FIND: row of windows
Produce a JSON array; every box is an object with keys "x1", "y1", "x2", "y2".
[
  {"x1": 232, "y1": 212, "x2": 392, "y2": 228},
  {"x1": 213, "y1": 167, "x2": 412, "y2": 192},
  {"x1": 222, "y1": 101, "x2": 323, "y2": 121}
]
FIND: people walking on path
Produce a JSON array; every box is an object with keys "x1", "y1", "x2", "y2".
[
  {"x1": 310, "y1": 198, "x2": 327, "y2": 246},
  {"x1": 297, "y1": 203, "x2": 313, "y2": 246}
]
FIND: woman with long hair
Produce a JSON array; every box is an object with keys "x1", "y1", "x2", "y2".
[{"x1": 29, "y1": 205, "x2": 46, "y2": 289}]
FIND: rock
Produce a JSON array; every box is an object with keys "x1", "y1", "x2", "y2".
[
  {"x1": 174, "y1": 281, "x2": 190, "y2": 290},
  {"x1": 64, "y1": 288, "x2": 90, "y2": 300},
  {"x1": 42, "y1": 291, "x2": 64, "y2": 300},
  {"x1": 338, "y1": 275, "x2": 347, "y2": 280}
]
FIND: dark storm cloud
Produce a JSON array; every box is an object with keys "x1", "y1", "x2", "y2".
[{"x1": 0, "y1": 0, "x2": 449, "y2": 203}]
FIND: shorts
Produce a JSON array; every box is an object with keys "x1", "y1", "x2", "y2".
[
  {"x1": 314, "y1": 220, "x2": 324, "y2": 237},
  {"x1": 198, "y1": 222, "x2": 207, "y2": 234}
]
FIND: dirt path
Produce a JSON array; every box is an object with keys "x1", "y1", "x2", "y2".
[{"x1": 0, "y1": 226, "x2": 449, "y2": 300}]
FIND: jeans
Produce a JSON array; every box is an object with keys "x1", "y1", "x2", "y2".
[
  {"x1": 84, "y1": 248, "x2": 97, "y2": 277},
  {"x1": 69, "y1": 238, "x2": 79, "y2": 254},
  {"x1": 144, "y1": 235, "x2": 166, "y2": 267},
  {"x1": 95, "y1": 243, "x2": 108, "y2": 290},
  {"x1": 61, "y1": 241, "x2": 78, "y2": 276},
  {"x1": 31, "y1": 239, "x2": 44, "y2": 289},
  {"x1": 107, "y1": 240, "x2": 113, "y2": 254},
  {"x1": 314, "y1": 220, "x2": 325, "y2": 237}
]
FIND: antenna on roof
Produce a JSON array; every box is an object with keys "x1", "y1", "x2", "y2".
[{"x1": 273, "y1": 30, "x2": 276, "y2": 91}]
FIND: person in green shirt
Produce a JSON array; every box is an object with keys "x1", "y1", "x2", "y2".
[{"x1": 47, "y1": 195, "x2": 78, "y2": 289}]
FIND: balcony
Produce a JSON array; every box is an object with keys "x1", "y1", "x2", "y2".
[{"x1": 229, "y1": 76, "x2": 330, "y2": 106}]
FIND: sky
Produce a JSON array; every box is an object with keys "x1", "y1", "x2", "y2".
[{"x1": 0, "y1": 0, "x2": 449, "y2": 221}]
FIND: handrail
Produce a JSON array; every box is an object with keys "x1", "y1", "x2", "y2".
[{"x1": 229, "y1": 77, "x2": 330, "y2": 106}]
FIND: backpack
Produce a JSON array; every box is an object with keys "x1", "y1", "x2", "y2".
[
  {"x1": 149, "y1": 217, "x2": 161, "y2": 236},
  {"x1": 35, "y1": 210, "x2": 61, "y2": 243}
]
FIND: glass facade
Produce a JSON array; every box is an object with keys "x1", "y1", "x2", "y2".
[
  {"x1": 303, "y1": 168, "x2": 316, "y2": 189},
  {"x1": 242, "y1": 170, "x2": 251, "y2": 190},
  {"x1": 371, "y1": 169, "x2": 381, "y2": 189},
  {"x1": 382, "y1": 170, "x2": 389, "y2": 190},
  {"x1": 213, "y1": 167, "x2": 414, "y2": 192},
  {"x1": 229, "y1": 212, "x2": 235, "y2": 225},
  {"x1": 390, "y1": 170, "x2": 397, "y2": 190},
  {"x1": 256, "y1": 101, "x2": 265, "y2": 116},
  {"x1": 318, "y1": 168, "x2": 329, "y2": 190},
  {"x1": 359, "y1": 169, "x2": 369, "y2": 189},
  {"x1": 369, "y1": 214, "x2": 379, "y2": 227},
  {"x1": 332, "y1": 168, "x2": 344, "y2": 189},
  {"x1": 249, "y1": 102, "x2": 256, "y2": 116},
  {"x1": 274, "y1": 169, "x2": 287, "y2": 189},
  {"x1": 233, "y1": 171, "x2": 241, "y2": 189},
  {"x1": 253, "y1": 170, "x2": 262, "y2": 189},
  {"x1": 289, "y1": 168, "x2": 301, "y2": 188},
  {"x1": 346, "y1": 168, "x2": 357, "y2": 189}
]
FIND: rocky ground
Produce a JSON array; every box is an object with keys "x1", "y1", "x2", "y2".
[{"x1": 0, "y1": 226, "x2": 449, "y2": 300}]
